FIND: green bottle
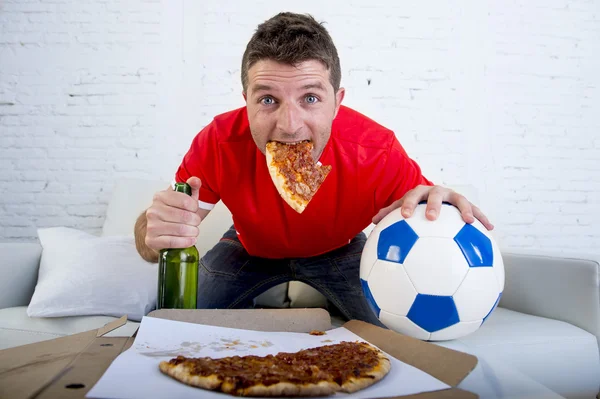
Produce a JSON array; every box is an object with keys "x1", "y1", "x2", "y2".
[{"x1": 157, "y1": 182, "x2": 199, "y2": 309}]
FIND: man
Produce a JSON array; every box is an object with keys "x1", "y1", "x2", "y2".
[{"x1": 134, "y1": 12, "x2": 493, "y2": 326}]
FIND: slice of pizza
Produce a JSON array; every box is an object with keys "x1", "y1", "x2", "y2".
[
  {"x1": 159, "y1": 341, "x2": 391, "y2": 397},
  {"x1": 265, "y1": 140, "x2": 332, "y2": 214}
]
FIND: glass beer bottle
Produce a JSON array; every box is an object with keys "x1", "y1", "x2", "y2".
[{"x1": 157, "y1": 182, "x2": 199, "y2": 309}]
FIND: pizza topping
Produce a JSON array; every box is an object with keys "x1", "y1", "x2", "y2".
[
  {"x1": 309, "y1": 330, "x2": 326, "y2": 336},
  {"x1": 267, "y1": 140, "x2": 331, "y2": 203},
  {"x1": 164, "y1": 341, "x2": 382, "y2": 390}
]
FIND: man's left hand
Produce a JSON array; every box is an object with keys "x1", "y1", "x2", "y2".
[{"x1": 372, "y1": 185, "x2": 494, "y2": 231}]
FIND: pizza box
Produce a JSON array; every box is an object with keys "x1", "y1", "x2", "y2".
[{"x1": 0, "y1": 308, "x2": 478, "y2": 399}]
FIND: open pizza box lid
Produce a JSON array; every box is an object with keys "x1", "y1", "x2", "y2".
[{"x1": 0, "y1": 309, "x2": 478, "y2": 399}]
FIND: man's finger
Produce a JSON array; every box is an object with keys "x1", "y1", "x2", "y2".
[
  {"x1": 425, "y1": 187, "x2": 445, "y2": 220},
  {"x1": 187, "y1": 176, "x2": 202, "y2": 201},
  {"x1": 472, "y1": 205, "x2": 494, "y2": 230},
  {"x1": 154, "y1": 190, "x2": 198, "y2": 213},
  {"x1": 372, "y1": 199, "x2": 402, "y2": 224},
  {"x1": 146, "y1": 235, "x2": 197, "y2": 251},
  {"x1": 146, "y1": 203, "x2": 202, "y2": 226},
  {"x1": 400, "y1": 186, "x2": 429, "y2": 218},
  {"x1": 146, "y1": 220, "x2": 199, "y2": 238},
  {"x1": 448, "y1": 191, "x2": 475, "y2": 224}
]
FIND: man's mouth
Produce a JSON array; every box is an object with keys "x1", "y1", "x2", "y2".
[{"x1": 271, "y1": 139, "x2": 311, "y2": 145}]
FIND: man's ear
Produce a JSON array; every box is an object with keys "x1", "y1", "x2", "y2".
[
  {"x1": 333, "y1": 87, "x2": 345, "y2": 118},
  {"x1": 242, "y1": 91, "x2": 247, "y2": 102}
]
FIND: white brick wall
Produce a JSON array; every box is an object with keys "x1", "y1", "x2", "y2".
[{"x1": 1, "y1": 0, "x2": 598, "y2": 255}]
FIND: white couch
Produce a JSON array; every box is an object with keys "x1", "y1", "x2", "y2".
[{"x1": 1, "y1": 178, "x2": 598, "y2": 399}]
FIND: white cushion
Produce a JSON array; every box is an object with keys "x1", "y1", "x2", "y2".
[
  {"x1": 0, "y1": 306, "x2": 140, "y2": 350},
  {"x1": 438, "y1": 307, "x2": 600, "y2": 399},
  {"x1": 27, "y1": 227, "x2": 157, "y2": 322}
]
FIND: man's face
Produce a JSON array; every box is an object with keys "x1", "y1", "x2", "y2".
[{"x1": 244, "y1": 59, "x2": 345, "y2": 161}]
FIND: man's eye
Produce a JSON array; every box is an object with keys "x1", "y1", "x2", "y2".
[
  {"x1": 261, "y1": 97, "x2": 275, "y2": 105},
  {"x1": 306, "y1": 95, "x2": 318, "y2": 104}
]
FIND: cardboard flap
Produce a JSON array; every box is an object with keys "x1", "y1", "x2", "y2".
[
  {"x1": 147, "y1": 308, "x2": 332, "y2": 332},
  {"x1": 96, "y1": 315, "x2": 127, "y2": 337},
  {"x1": 35, "y1": 337, "x2": 135, "y2": 399},
  {"x1": 343, "y1": 320, "x2": 478, "y2": 387},
  {"x1": 0, "y1": 330, "x2": 97, "y2": 399}
]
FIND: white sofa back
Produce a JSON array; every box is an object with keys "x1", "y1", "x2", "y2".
[
  {"x1": 102, "y1": 178, "x2": 234, "y2": 258},
  {"x1": 101, "y1": 178, "x2": 481, "y2": 308}
]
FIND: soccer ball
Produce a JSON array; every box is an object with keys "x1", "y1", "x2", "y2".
[{"x1": 360, "y1": 202, "x2": 504, "y2": 341}]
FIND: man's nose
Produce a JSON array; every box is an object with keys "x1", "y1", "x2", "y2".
[{"x1": 276, "y1": 103, "x2": 303, "y2": 136}]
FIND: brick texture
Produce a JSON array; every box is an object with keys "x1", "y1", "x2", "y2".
[{"x1": 0, "y1": 0, "x2": 598, "y2": 255}]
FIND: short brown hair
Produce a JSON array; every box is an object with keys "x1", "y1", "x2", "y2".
[{"x1": 241, "y1": 12, "x2": 341, "y2": 93}]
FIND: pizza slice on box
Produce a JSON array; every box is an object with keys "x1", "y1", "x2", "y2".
[
  {"x1": 159, "y1": 341, "x2": 391, "y2": 397},
  {"x1": 265, "y1": 140, "x2": 331, "y2": 214}
]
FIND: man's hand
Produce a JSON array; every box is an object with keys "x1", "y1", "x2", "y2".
[
  {"x1": 144, "y1": 176, "x2": 204, "y2": 251},
  {"x1": 372, "y1": 185, "x2": 494, "y2": 231}
]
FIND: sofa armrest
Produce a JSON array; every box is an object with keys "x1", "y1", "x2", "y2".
[
  {"x1": 499, "y1": 249, "x2": 600, "y2": 341},
  {"x1": 0, "y1": 242, "x2": 42, "y2": 309}
]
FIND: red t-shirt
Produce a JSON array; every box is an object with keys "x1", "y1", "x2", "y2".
[{"x1": 175, "y1": 105, "x2": 432, "y2": 259}]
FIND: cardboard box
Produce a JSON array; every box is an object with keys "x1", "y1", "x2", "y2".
[{"x1": 0, "y1": 309, "x2": 478, "y2": 399}]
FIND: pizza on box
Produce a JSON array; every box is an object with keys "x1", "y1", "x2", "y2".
[
  {"x1": 159, "y1": 341, "x2": 391, "y2": 397},
  {"x1": 265, "y1": 140, "x2": 331, "y2": 214}
]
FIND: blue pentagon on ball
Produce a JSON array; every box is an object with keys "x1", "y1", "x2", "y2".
[
  {"x1": 376, "y1": 220, "x2": 419, "y2": 264},
  {"x1": 360, "y1": 278, "x2": 381, "y2": 318},
  {"x1": 454, "y1": 224, "x2": 494, "y2": 267},
  {"x1": 407, "y1": 294, "x2": 459, "y2": 332}
]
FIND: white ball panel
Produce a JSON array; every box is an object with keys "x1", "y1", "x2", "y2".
[
  {"x1": 368, "y1": 260, "x2": 418, "y2": 316},
  {"x1": 428, "y1": 320, "x2": 482, "y2": 341},
  {"x1": 453, "y1": 268, "x2": 501, "y2": 321},
  {"x1": 380, "y1": 311, "x2": 431, "y2": 340},
  {"x1": 405, "y1": 203, "x2": 465, "y2": 238},
  {"x1": 361, "y1": 211, "x2": 409, "y2": 280},
  {"x1": 403, "y1": 237, "x2": 469, "y2": 296},
  {"x1": 360, "y1": 233, "x2": 378, "y2": 280},
  {"x1": 492, "y1": 239, "x2": 505, "y2": 291}
]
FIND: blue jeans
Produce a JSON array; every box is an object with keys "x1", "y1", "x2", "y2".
[{"x1": 197, "y1": 226, "x2": 385, "y2": 327}]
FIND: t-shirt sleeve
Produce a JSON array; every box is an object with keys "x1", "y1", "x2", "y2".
[
  {"x1": 174, "y1": 123, "x2": 220, "y2": 210},
  {"x1": 375, "y1": 137, "x2": 433, "y2": 210}
]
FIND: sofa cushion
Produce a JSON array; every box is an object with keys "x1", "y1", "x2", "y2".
[
  {"x1": 27, "y1": 227, "x2": 157, "y2": 321},
  {"x1": 0, "y1": 242, "x2": 42, "y2": 309},
  {"x1": 0, "y1": 307, "x2": 140, "y2": 350},
  {"x1": 438, "y1": 307, "x2": 600, "y2": 399}
]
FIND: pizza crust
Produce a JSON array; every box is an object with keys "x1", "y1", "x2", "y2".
[
  {"x1": 239, "y1": 380, "x2": 340, "y2": 397},
  {"x1": 340, "y1": 352, "x2": 391, "y2": 393},
  {"x1": 158, "y1": 361, "x2": 222, "y2": 390}
]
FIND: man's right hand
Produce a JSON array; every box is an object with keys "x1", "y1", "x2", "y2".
[{"x1": 144, "y1": 176, "x2": 204, "y2": 251}]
